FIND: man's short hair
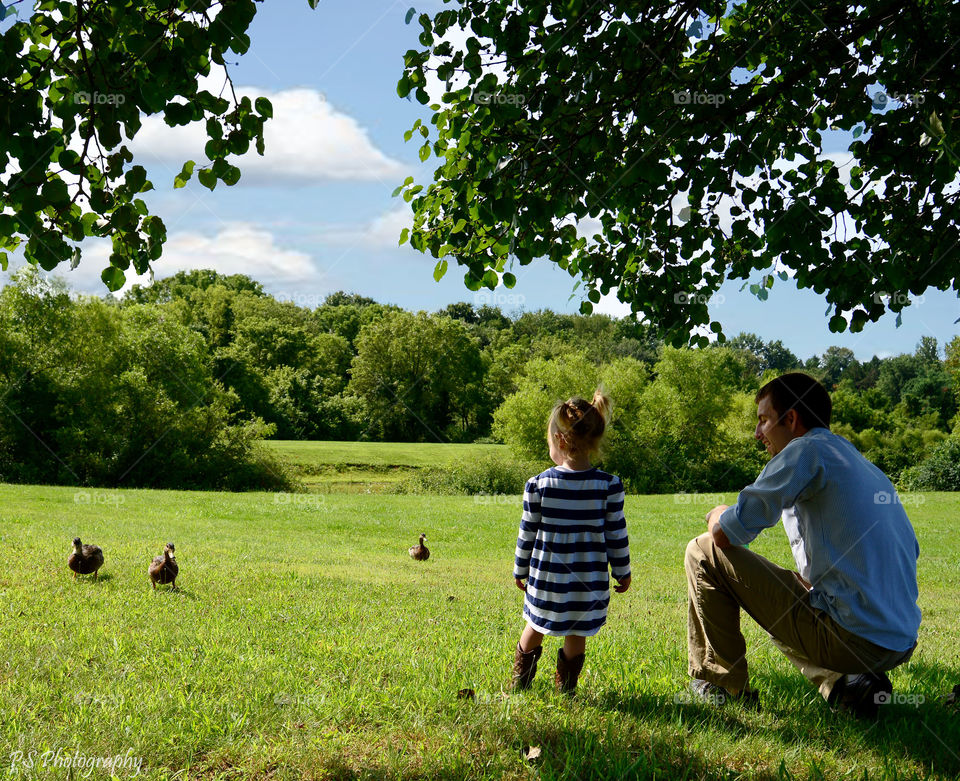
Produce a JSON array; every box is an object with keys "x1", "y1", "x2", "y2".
[{"x1": 755, "y1": 372, "x2": 832, "y2": 430}]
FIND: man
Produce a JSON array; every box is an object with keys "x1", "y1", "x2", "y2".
[{"x1": 685, "y1": 372, "x2": 921, "y2": 718}]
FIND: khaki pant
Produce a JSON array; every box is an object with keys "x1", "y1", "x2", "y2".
[{"x1": 685, "y1": 533, "x2": 914, "y2": 698}]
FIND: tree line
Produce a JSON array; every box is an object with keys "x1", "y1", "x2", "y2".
[{"x1": 1, "y1": 267, "x2": 957, "y2": 492}]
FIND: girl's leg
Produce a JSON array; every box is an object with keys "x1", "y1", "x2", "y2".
[
  {"x1": 519, "y1": 624, "x2": 545, "y2": 652},
  {"x1": 513, "y1": 624, "x2": 545, "y2": 690},
  {"x1": 556, "y1": 635, "x2": 587, "y2": 694},
  {"x1": 562, "y1": 635, "x2": 586, "y2": 659}
]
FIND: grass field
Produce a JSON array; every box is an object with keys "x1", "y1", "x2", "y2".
[
  {"x1": 263, "y1": 441, "x2": 507, "y2": 492},
  {"x1": 1, "y1": 483, "x2": 958, "y2": 780}
]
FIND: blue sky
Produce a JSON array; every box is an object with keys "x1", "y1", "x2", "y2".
[{"x1": 4, "y1": 0, "x2": 958, "y2": 361}]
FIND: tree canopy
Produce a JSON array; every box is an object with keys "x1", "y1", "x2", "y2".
[
  {"x1": 399, "y1": 0, "x2": 960, "y2": 344},
  {"x1": 0, "y1": 0, "x2": 312, "y2": 289}
]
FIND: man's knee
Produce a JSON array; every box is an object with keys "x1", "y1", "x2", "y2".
[{"x1": 685, "y1": 532, "x2": 714, "y2": 574}]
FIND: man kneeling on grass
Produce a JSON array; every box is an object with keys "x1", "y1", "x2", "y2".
[{"x1": 685, "y1": 372, "x2": 921, "y2": 718}]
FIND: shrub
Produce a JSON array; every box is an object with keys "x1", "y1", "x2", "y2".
[
  {"x1": 899, "y1": 438, "x2": 960, "y2": 491},
  {"x1": 398, "y1": 453, "x2": 548, "y2": 496},
  {"x1": 0, "y1": 286, "x2": 296, "y2": 492}
]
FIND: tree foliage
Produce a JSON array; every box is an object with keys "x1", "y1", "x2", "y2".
[
  {"x1": 2, "y1": 268, "x2": 957, "y2": 491},
  {"x1": 0, "y1": 0, "x2": 308, "y2": 288},
  {"x1": 348, "y1": 310, "x2": 485, "y2": 441},
  {"x1": 492, "y1": 347, "x2": 766, "y2": 492},
  {"x1": 400, "y1": 1, "x2": 960, "y2": 344},
  {"x1": 0, "y1": 268, "x2": 290, "y2": 489}
]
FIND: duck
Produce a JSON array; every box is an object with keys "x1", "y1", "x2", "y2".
[
  {"x1": 408, "y1": 533, "x2": 430, "y2": 561},
  {"x1": 149, "y1": 542, "x2": 179, "y2": 590},
  {"x1": 68, "y1": 537, "x2": 104, "y2": 579}
]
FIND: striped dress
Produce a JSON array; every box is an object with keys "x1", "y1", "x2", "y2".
[{"x1": 514, "y1": 466, "x2": 631, "y2": 636}]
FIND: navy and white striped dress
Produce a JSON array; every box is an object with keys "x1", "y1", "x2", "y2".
[{"x1": 514, "y1": 466, "x2": 631, "y2": 636}]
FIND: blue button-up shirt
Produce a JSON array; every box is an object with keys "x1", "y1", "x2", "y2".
[{"x1": 719, "y1": 427, "x2": 921, "y2": 652}]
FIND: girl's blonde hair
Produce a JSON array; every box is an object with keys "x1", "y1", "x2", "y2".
[{"x1": 547, "y1": 388, "x2": 612, "y2": 455}]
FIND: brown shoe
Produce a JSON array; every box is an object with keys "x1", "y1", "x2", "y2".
[
  {"x1": 511, "y1": 643, "x2": 542, "y2": 690},
  {"x1": 555, "y1": 648, "x2": 586, "y2": 695}
]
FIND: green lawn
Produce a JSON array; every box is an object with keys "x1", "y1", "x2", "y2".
[
  {"x1": 1, "y1": 483, "x2": 958, "y2": 780},
  {"x1": 263, "y1": 440, "x2": 507, "y2": 492}
]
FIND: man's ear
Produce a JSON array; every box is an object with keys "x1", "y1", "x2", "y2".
[{"x1": 785, "y1": 408, "x2": 802, "y2": 432}]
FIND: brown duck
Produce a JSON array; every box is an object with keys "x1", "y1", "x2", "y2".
[
  {"x1": 68, "y1": 537, "x2": 104, "y2": 579},
  {"x1": 149, "y1": 542, "x2": 179, "y2": 590},
  {"x1": 408, "y1": 533, "x2": 429, "y2": 561}
]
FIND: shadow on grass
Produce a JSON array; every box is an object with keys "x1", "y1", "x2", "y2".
[
  {"x1": 149, "y1": 585, "x2": 198, "y2": 600},
  {"x1": 598, "y1": 662, "x2": 960, "y2": 779},
  {"x1": 73, "y1": 572, "x2": 114, "y2": 583}
]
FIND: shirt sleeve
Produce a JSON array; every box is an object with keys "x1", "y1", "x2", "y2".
[
  {"x1": 513, "y1": 478, "x2": 541, "y2": 579},
  {"x1": 719, "y1": 438, "x2": 824, "y2": 547},
  {"x1": 604, "y1": 477, "x2": 631, "y2": 580}
]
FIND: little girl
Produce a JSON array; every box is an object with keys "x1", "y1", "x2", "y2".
[{"x1": 511, "y1": 389, "x2": 631, "y2": 695}]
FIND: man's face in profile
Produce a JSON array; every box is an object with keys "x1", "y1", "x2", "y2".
[{"x1": 755, "y1": 395, "x2": 797, "y2": 456}]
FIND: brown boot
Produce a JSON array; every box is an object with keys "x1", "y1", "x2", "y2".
[
  {"x1": 555, "y1": 648, "x2": 586, "y2": 695},
  {"x1": 511, "y1": 643, "x2": 542, "y2": 690}
]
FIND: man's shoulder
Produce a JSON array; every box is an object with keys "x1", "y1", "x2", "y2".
[{"x1": 785, "y1": 427, "x2": 848, "y2": 457}]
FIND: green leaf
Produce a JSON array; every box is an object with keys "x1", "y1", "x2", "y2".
[
  {"x1": 399, "y1": 227, "x2": 410, "y2": 245},
  {"x1": 101, "y1": 265, "x2": 126, "y2": 291},
  {"x1": 433, "y1": 259, "x2": 448, "y2": 281},
  {"x1": 174, "y1": 160, "x2": 195, "y2": 189},
  {"x1": 502, "y1": 272, "x2": 516, "y2": 288},
  {"x1": 126, "y1": 165, "x2": 148, "y2": 193},
  {"x1": 255, "y1": 97, "x2": 273, "y2": 118},
  {"x1": 405, "y1": 7, "x2": 416, "y2": 24},
  {"x1": 221, "y1": 165, "x2": 242, "y2": 186},
  {"x1": 197, "y1": 167, "x2": 217, "y2": 191}
]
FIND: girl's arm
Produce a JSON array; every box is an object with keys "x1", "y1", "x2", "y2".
[
  {"x1": 513, "y1": 478, "x2": 541, "y2": 587},
  {"x1": 604, "y1": 477, "x2": 631, "y2": 585}
]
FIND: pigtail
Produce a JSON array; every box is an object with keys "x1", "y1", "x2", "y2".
[
  {"x1": 590, "y1": 387, "x2": 612, "y2": 424},
  {"x1": 547, "y1": 388, "x2": 612, "y2": 456}
]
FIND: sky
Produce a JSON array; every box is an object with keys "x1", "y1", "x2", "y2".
[{"x1": 3, "y1": 0, "x2": 958, "y2": 362}]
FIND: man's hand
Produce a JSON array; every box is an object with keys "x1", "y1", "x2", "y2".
[
  {"x1": 706, "y1": 504, "x2": 732, "y2": 549},
  {"x1": 515, "y1": 577, "x2": 527, "y2": 592},
  {"x1": 614, "y1": 575, "x2": 631, "y2": 593}
]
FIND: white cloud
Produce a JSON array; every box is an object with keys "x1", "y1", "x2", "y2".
[
  {"x1": 595, "y1": 292, "x2": 632, "y2": 318},
  {"x1": 130, "y1": 83, "x2": 408, "y2": 186},
  {"x1": 315, "y1": 205, "x2": 414, "y2": 249},
  {"x1": 57, "y1": 223, "x2": 320, "y2": 296}
]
